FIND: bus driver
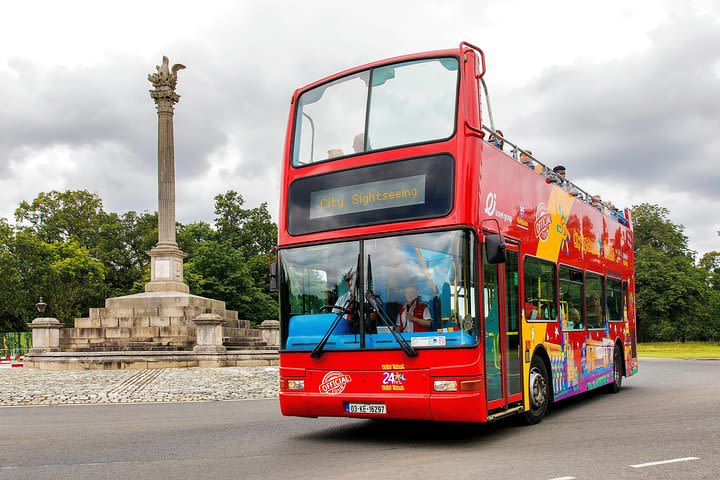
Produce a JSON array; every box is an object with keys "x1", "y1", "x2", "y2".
[{"x1": 396, "y1": 285, "x2": 432, "y2": 333}]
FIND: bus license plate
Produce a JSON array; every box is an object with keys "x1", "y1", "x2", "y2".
[{"x1": 346, "y1": 403, "x2": 386, "y2": 415}]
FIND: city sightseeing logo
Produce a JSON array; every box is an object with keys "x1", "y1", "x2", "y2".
[
  {"x1": 484, "y1": 192, "x2": 497, "y2": 216},
  {"x1": 319, "y1": 371, "x2": 352, "y2": 395},
  {"x1": 534, "y1": 203, "x2": 552, "y2": 242}
]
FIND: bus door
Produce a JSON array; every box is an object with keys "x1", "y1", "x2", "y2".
[{"x1": 483, "y1": 244, "x2": 523, "y2": 411}]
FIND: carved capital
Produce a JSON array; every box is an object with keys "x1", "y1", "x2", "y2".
[{"x1": 148, "y1": 55, "x2": 185, "y2": 107}]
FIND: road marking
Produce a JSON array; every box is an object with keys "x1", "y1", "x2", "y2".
[
  {"x1": 630, "y1": 457, "x2": 699, "y2": 468},
  {"x1": 547, "y1": 477, "x2": 576, "y2": 480}
]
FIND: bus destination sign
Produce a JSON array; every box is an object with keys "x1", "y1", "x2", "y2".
[
  {"x1": 287, "y1": 154, "x2": 454, "y2": 235},
  {"x1": 309, "y1": 175, "x2": 426, "y2": 219}
]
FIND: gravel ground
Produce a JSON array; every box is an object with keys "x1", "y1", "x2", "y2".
[{"x1": 0, "y1": 366, "x2": 279, "y2": 406}]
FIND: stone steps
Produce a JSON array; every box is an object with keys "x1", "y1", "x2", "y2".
[{"x1": 61, "y1": 292, "x2": 271, "y2": 353}]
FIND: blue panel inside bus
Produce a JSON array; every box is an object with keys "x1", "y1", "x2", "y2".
[
  {"x1": 286, "y1": 314, "x2": 474, "y2": 350},
  {"x1": 288, "y1": 313, "x2": 353, "y2": 336}
]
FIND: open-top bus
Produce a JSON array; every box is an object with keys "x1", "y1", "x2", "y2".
[{"x1": 274, "y1": 42, "x2": 638, "y2": 424}]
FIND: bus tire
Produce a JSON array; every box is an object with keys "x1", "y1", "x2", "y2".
[
  {"x1": 606, "y1": 345, "x2": 623, "y2": 394},
  {"x1": 523, "y1": 355, "x2": 550, "y2": 425}
]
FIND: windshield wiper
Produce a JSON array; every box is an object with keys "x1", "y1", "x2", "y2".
[
  {"x1": 365, "y1": 292, "x2": 418, "y2": 358},
  {"x1": 311, "y1": 254, "x2": 361, "y2": 359},
  {"x1": 310, "y1": 301, "x2": 354, "y2": 359}
]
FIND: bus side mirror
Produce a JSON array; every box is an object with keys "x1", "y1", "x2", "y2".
[
  {"x1": 269, "y1": 261, "x2": 278, "y2": 292},
  {"x1": 485, "y1": 235, "x2": 507, "y2": 264}
]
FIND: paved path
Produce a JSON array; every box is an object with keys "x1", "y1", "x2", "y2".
[
  {"x1": 1, "y1": 359, "x2": 719, "y2": 480},
  {"x1": 0, "y1": 366, "x2": 279, "y2": 405}
]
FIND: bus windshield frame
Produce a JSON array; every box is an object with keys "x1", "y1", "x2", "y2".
[
  {"x1": 278, "y1": 228, "x2": 478, "y2": 352},
  {"x1": 291, "y1": 55, "x2": 461, "y2": 167}
]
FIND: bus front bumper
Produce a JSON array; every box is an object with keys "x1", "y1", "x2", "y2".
[{"x1": 280, "y1": 390, "x2": 487, "y2": 423}]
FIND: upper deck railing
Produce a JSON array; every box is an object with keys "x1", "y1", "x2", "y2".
[{"x1": 480, "y1": 124, "x2": 629, "y2": 227}]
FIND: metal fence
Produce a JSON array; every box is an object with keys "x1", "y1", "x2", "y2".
[{"x1": 2, "y1": 332, "x2": 32, "y2": 358}]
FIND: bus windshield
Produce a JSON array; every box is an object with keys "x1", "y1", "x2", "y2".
[
  {"x1": 279, "y1": 230, "x2": 477, "y2": 351},
  {"x1": 292, "y1": 57, "x2": 459, "y2": 166}
]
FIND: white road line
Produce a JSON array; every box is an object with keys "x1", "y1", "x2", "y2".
[
  {"x1": 630, "y1": 457, "x2": 700, "y2": 468},
  {"x1": 547, "y1": 477, "x2": 576, "y2": 480}
]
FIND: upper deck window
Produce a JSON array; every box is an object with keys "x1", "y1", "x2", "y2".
[{"x1": 292, "y1": 57, "x2": 459, "y2": 166}]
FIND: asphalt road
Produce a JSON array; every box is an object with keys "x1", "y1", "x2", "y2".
[{"x1": 1, "y1": 358, "x2": 719, "y2": 480}]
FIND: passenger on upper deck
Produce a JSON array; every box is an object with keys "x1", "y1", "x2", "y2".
[
  {"x1": 552, "y1": 165, "x2": 582, "y2": 198},
  {"x1": 353, "y1": 133, "x2": 368, "y2": 153},
  {"x1": 488, "y1": 130, "x2": 504, "y2": 151},
  {"x1": 520, "y1": 150, "x2": 544, "y2": 174},
  {"x1": 327, "y1": 149, "x2": 344, "y2": 159}
]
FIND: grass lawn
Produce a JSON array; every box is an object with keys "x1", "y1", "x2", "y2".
[{"x1": 637, "y1": 342, "x2": 720, "y2": 359}]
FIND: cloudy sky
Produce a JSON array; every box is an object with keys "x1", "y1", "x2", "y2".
[{"x1": 1, "y1": 0, "x2": 718, "y2": 255}]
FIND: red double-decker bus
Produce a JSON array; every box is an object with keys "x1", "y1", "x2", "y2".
[{"x1": 274, "y1": 42, "x2": 638, "y2": 424}]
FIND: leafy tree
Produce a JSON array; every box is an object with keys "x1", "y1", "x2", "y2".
[
  {"x1": 185, "y1": 240, "x2": 277, "y2": 322},
  {"x1": 698, "y1": 251, "x2": 720, "y2": 290},
  {"x1": 214, "y1": 191, "x2": 277, "y2": 256},
  {"x1": 632, "y1": 203, "x2": 691, "y2": 258},
  {"x1": 8, "y1": 233, "x2": 105, "y2": 326},
  {"x1": 631, "y1": 203, "x2": 712, "y2": 342},
  {"x1": 0, "y1": 218, "x2": 25, "y2": 331},
  {"x1": 1, "y1": 189, "x2": 279, "y2": 330},
  {"x1": 15, "y1": 190, "x2": 106, "y2": 246}
]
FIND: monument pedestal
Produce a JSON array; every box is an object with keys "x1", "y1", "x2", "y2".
[
  {"x1": 145, "y1": 243, "x2": 189, "y2": 293},
  {"x1": 61, "y1": 291, "x2": 267, "y2": 352}
]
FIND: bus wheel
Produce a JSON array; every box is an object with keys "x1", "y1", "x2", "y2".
[
  {"x1": 607, "y1": 345, "x2": 623, "y2": 394},
  {"x1": 523, "y1": 356, "x2": 549, "y2": 425}
]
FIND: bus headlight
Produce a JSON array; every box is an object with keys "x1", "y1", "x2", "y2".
[
  {"x1": 287, "y1": 379, "x2": 305, "y2": 391},
  {"x1": 433, "y1": 380, "x2": 458, "y2": 392}
]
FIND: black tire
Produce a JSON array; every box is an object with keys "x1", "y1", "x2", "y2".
[
  {"x1": 607, "y1": 345, "x2": 624, "y2": 394},
  {"x1": 523, "y1": 355, "x2": 550, "y2": 425}
]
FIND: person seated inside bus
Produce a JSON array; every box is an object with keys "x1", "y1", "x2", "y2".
[
  {"x1": 568, "y1": 307, "x2": 582, "y2": 330},
  {"x1": 332, "y1": 269, "x2": 356, "y2": 323},
  {"x1": 488, "y1": 129, "x2": 504, "y2": 150},
  {"x1": 327, "y1": 148, "x2": 344, "y2": 159},
  {"x1": 524, "y1": 300, "x2": 539, "y2": 320},
  {"x1": 396, "y1": 285, "x2": 432, "y2": 333},
  {"x1": 586, "y1": 294, "x2": 602, "y2": 328}
]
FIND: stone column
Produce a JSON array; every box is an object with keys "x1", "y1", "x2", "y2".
[
  {"x1": 193, "y1": 313, "x2": 227, "y2": 353},
  {"x1": 259, "y1": 320, "x2": 280, "y2": 348},
  {"x1": 28, "y1": 318, "x2": 62, "y2": 353},
  {"x1": 145, "y1": 56, "x2": 189, "y2": 294}
]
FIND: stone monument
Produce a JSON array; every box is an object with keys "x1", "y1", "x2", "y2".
[
  {"x1": 52, "y1": 56, "x2": 269, "y2": 354},
  {"x1": 146, "y1": 57, "x2": 189, "y2": 294}
]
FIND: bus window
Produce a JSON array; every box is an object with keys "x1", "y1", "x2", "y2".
[
  {"x1": 606, "y1": 277, "x2": 623, "y2": 322},
  {"x1": 483, "y1": 248, "x2": 502, "y2": 402},
  {"x1": 367, "y1": 58, "x2": 458, "y2": 151},
  {"x1": 292, "y1": 57, "x2": 459, "y2": 167},
  {"x1": 523, "y1": 256, "x2": 557, "y2": 321},
  {"x1": 294, "y1": 71, "x2": 370, "y2": 165},
  {"x1": 363, "y1": 230, "x2": 476, "y2": 346},
  {"x1": 585, "y1": 273, "x2": 605, "y2": 329},
  {"x1": 559, "y1": 266, "x2": 584, "y2": 330},
  {"x1": 279, "y1": 241, "x2": 360, "y2": 349}
]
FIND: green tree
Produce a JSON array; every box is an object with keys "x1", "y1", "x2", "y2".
[
  {"x1": 631, "y1": 203, "x2": 710, "y2": 342},
  {"x1": 214, "y1": 191, "x2": 277, "y2": 256},
  {"x1": 0, "y1": 218, "x2": 25, "y2": 331},
  {"x1": 9, "y1": 233, "x2": 105, "y2": 326},
  {"x1": 632, "y1": 203, "x2": 691, "y2": 257},
  {"x1": 185, "y1": 240, "x2": 277, "y2": 322}
]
